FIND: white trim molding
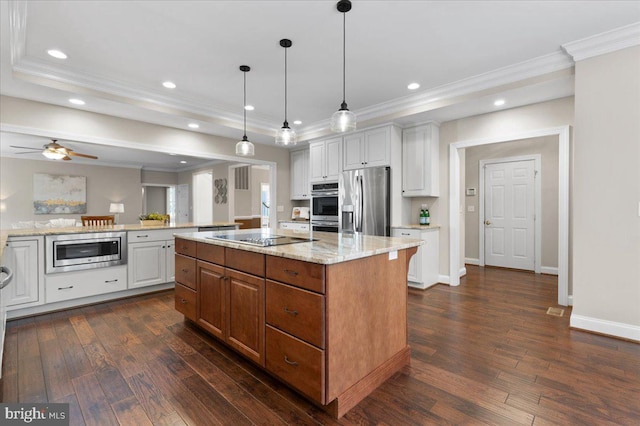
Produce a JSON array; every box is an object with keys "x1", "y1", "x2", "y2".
[
  {"x1": 465, "y1": 258, "x2": 480, "y2": 266},
  {"x1": 437, "y1": 267, "x2": 467, "y2": 285},
  {"x1": 562, "y1": 22, "x2": 640, "y2": 62},
  {"x1": 540, "y1": 266, "x2": 559, "y2": 275},
  {"x1": 570, "y1": 314, "x2": 640, "y2": 342},
  {"x1": 449, "y1": 126, "x2": 570, "y2": 306}
]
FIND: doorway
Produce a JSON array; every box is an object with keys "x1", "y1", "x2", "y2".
[
  {"x1": 449, "y1": 126, "x2": 570, "y2": 306},
  {"x1": 193, "y1": 170, "x2": 213, "y2": 223},
  {"x1": 480, "y1": 155, "x2": 541, "y2": 272}
]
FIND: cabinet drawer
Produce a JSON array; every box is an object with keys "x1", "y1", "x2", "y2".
[
  {"x1": 266, "y1": 325, "x2": 324, "y2": 404},
  {"x1": 266, "y1": 256, "x2": 324, "y2": 293},
  {"x1": 197, "y1": 242, "x2": 224, "y2": 265},
  {"x1": 392, "y1": 229, "x2": 421, "y2": 239},
  {"x1": 226, "y1": 248, "x2": 265, "y2": 277},
  {"x1": 45, "y1": 266, "x2": 127, "y2": 303},
  {"x1": 266, "y1": 280, "x2": 324, "y2": 348},
  {"x1": 175, "y1": 238, "x2": 197, "y2": 257},
  {"x1": 175, "y1": 254, "x2": 196, "y2": 289},
  {"x1": 175, "y1": 283, "x2": 196, "y2": 321}
]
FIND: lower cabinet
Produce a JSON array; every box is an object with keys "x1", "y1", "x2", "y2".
[
  {"x1": 45, "y1": 266, "x2": 127, "y2": 303},
  {"x1": 196, "y1": 261, "x2": 225, "y2": 340},
  {"x1": 392, "y1": 227, "x2": 439, "y2": 288},
  {"x1": 3, "y1": 237, "x2": 43, "y2": 310}
]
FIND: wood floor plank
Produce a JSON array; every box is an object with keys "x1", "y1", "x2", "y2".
[
  {"x1": 111, "y1": 396, "x2": 154, "y2": 426},
  {"x1": 39, "y1": 338, "x2": 74, "y2": 401},
  {"x1": 53, "y1": 319, "x2": 93, "y2": 379},
  {"x1": 82, "y1": 341, "x2": 135, "y2": 404},
  {"x1": 125, "y1": 369, "x2": 184, "y2": 425},
  {"x1": 53, "y1": 393, "x2": 86, "y2": 426},
  {"x1": 72, "y1": 373, "x2": 119, "y2": 426}
]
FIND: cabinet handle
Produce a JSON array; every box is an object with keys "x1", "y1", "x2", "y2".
[
  {"x1": 284, "y1": 269, "x2": 298, "y2": 276},
  {"x1": 401, "y1": 233, "x2": 410, "y2": 236},
  {"x1": 137, "y1": 235, "x2": 149, "y2": 238},
  {"x1": 182, "y1": 268, "x2": 189, "y2": 273},
  {"x1": 284, "y1": 307, "x2": 299, "y2": 316},
  {"x1": 284, "y1": 356, "x2": 298, "y2": 366},
  {"x1": 58, "y1": 286, "x2": 74, "y2": 290},
  {"x1": 104, "y1": 279, "x2": 118, "y2": 283},
  {"x1": 180, "y1": 298, "x2": 187, "y2": 304}
]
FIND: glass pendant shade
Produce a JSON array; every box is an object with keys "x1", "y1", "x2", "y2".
[
  {"x1": 275, "y1": 123, "x2": 297, "y2": 146},
  {"x1": 236, "y1": 136, "x2": 255, "y2": 156},
  {"x1": 236, "y1": 65, "x2": 255, "y2": 156},
  {"x1": 330, "y1": 107, "x2": 356, "y2": 133}
]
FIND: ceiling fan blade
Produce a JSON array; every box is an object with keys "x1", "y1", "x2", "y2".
[
  {"x1": 62, "y1": 156, "x2": 72, "y2": 161},
  {"x1": 10, "y1": 145, "x2": 41, "y2": 150},
  {"x1": 67, "y1": 151, "x2": 98, "y2": 159},
  {"x1": 14, "y1": 150, "x2": 42, "y2": 154}
]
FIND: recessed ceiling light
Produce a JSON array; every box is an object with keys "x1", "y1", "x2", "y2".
[
  {"x1": 293, "y1": 120, "x2": 302, "y2": 125},
  {"x1": 244, "y1": 105, "x2": 255, "y2": 111},
  {"x1": 69, "y1": 98, "x2": 85, "y2": 105},
  {"x1": 169, "y1": 153, "x2": 177, "y2": 156},
  {"x1": 188, "y1": 123, "x2": 199, "y2": 129},
  {"x1": 494, "y1": 99, "x2": 506, "y2": 106},
  {"x1": 407, "y1": 83, "x2": 420, "y2": 90},
  {"x1": 47, "y1": 49, "x2": 67, "y2": 59},
  {"x1": 180, "y1": 160, "x2": 187, "y2": 164},
  {"x1": 163, "y1": 81, "x2": 176, "y2": 89}
]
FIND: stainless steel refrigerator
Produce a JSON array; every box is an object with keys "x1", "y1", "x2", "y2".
[{"x1": 339, "y1": 166, "x2": 390, "y2": 236}]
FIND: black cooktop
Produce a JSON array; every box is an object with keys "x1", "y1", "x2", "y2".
[{"x1": 206, "y1": 232, "x2": 316, "y2": 247}]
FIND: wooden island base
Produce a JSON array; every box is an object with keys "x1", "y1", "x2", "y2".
[{"x1": 175, "y1": 234, "x2": 418, "y2": 418}]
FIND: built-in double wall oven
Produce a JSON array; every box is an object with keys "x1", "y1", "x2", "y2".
[
  {"x1": 46, "y1": 232, "x2": 127, "y2": 274},
  {"x1": 311, "y1": 182, "x2": 339, "y2": 232}
]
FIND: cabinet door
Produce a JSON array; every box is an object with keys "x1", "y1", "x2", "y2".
[
  {"x1": 402, "y1": 124, "x2": 439, "y2": 196},
  {"x1": 197, "y1": 261, "x2": 225, "y2": 340},
  {"x1": 343, "y1": 133, "x2": 363, "y2": 171},
  {"x1": 364, "y1": 127, "x2": 391, "y2": 168},
  {"x1": 128, "y1": 241, "x2": 166, "y2": 288},
  {"x1": 290, "y1": 149, "x2": 309, "y2": 199},
  {"x1": 3, "y1": 239, "x2": 39, "y2": 307},
  {"x1": 391, "y1": 229, "x2": 422, "y2": 285},
  {"x1": 226, "y1": 268, "x2": 265, "y2": 367},
  {"x1": 309, "y1": 142, "x2": 326, "y2": 183},
  {"x1": 165, "y1": 240, "x2": 175, "y2": 283},
  {"x1": 324, "y1": 137, "x2": 342, "y2": 181}
]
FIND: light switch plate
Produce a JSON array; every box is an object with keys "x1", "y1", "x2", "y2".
[
  {"x1": 277, "y1": 205, "x2": 284, "y2": 212},
  {"x1": 467, "y1": 205, "x2": 475, "y2": 212}
]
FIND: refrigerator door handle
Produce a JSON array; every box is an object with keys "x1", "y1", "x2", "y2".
[{"x1": 357, "y1": 175, "x2": 364, "y2": 232}]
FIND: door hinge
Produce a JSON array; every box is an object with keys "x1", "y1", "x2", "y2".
[{"x1": 534, "y1": 170, "x2": 539, "y2": 177}]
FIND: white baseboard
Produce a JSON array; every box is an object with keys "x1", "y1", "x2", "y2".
[
  {"x1": 570, "y1": 314, "x2": 640, "y2": 342},
  {"x1": 541, "y1": 266, "x2": 559, "y2": 275},
  {"x1": 437, "y1": 267, "x2": 467, "y2": 285},
  {"x1": 465, "y1": 258, "x2": 480, "y2": 265},
  {"x1": 567, "y1": 295, "x2": 573, "y2": 306}
]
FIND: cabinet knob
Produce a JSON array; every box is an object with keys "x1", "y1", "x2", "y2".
[
  {"x1": 182, "y1": 268, "x2": 189, "y2": 273},
  {"x1": 180, "y1": 298, "x2": 187, "y2": 304},
  {"x1": 284, "y1": 356, "x2": 298, "y2": 366}
]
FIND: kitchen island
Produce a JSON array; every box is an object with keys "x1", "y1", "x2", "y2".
[{"x1": 173, "y1": 229, "x2": 421, "y2": 417}]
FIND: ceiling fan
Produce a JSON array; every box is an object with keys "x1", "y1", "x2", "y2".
[{"x1": 10, "y1": 139, "x2": 98, "y2": 161}]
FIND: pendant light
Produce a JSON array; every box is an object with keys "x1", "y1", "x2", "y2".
[
  {"x1": 236, "y1": 65, "x2": 255, "y2": 156},
  {"x1": 330, "y1": 0, "x2": 356, "y2": 133},
  {"x1": 275, "y1": 39, "x2": 297, "y2": 146}
]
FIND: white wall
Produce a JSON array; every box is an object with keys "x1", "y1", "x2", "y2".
[
  {"x1": 0, "y1": 157, "x2": 142, "y2": 226},
  {"x1": 571, "y1": 46, "x2": 640, "y2": 337}
]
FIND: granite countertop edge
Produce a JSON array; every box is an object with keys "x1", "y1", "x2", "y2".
[{"x1": 392, "y1": 224, "x2": 441, "y2": 230}]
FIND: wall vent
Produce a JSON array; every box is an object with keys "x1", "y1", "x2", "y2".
[{"x1": 235, "y1": 166, "x2": 250, "y2": 191}]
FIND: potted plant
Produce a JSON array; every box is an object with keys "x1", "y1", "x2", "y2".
[{"x1": 139, "y1": 213, "x2": 169, "y2": 226}]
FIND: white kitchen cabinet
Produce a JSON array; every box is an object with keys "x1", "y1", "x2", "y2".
[
  {"x1": 392, "y1": 227, "x2": 439, "y2": 289},
  {"x1": 310, "y1": 137, "x2": 342, "y2": 182},
  {"x1": 343, "y1": 126, "x2": 391, "y2": 171},
  {"x1": 128, "y1": 228, "x2": 196, "y2": 289},
  {"x1": 3, "y1": 237, "x2": 44, "y2": 310},
  {"x1": 402, "y1": 123, "x2": 440, "y2": 197},
  {"x1": 279, "y1": 221, "x2": 310, "y2": 231},
  {"x1": 290, "y1": 148, "x2": 310, "y2": 200},
  {"x1": 45, "y1": 265, "x2": 127, "y2": 303}
]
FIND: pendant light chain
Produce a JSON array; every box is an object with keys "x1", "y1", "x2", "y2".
[
  {"x1": 284, "y1": 44, "x2": 288, "y2": 125},
  {"x1": 243, "y1": 70, "x2": 247, "y2": 138},
  {"x1": 342, "y1": 11, "x2": 346, "y2": 107}
]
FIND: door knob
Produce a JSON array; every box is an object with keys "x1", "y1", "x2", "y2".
[{"x1": 485, "y1": 220, "x2": 491, "y2": 225}]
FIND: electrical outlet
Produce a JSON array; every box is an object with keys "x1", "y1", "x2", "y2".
[
  {"x1": 467, "y1": 205, "x2": 475, "y2": 212},
  {"x1": 277, "y1": 205, "x2": 284, "y2": 212}
]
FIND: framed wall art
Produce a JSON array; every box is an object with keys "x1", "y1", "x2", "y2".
[{"x1": 33, "y1": 173, "x2": 87, "y2": 214}]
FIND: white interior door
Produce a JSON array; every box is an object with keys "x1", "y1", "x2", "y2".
[
  {"x1": 193, "y1": 171, "x2": 213, "y2": 224},
  {"x1": 484, "y1": 160, "x2": 535, "y2": 271}
]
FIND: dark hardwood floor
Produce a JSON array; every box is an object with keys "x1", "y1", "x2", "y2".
[{"x1": 2, "y1": 265, "x2": 639, "y2": 425}]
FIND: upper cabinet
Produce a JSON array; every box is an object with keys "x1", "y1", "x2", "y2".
[
  {"x1": 310, "y1": 137, "x2": 342, "y2": 183},
  {"x1": 290, "y1": 149, "x2": 310, "y2": 200},
  {"x1": 402, "y1": 123, "x2": 440, "y2": 197},
  {"x1": 343, "y1": 126, "x2": 391, "y2": 170}
]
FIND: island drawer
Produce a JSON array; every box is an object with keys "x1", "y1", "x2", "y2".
[
  {"x1": 266, "y1": 280, "x2": 325, "y2": 349},
  {"x1": 175, "y1": 283, "x2": 196, "y2": 321},
  {"x1": 266, "y1": 325, "x2": 324, "y2": 404},
  {"x1": 225, "y1": 248, "x2": 265, "y2": 277},
  {"x1": 197, "y1": 242, "x2": 224, "y2": 265},
  {"x1": 45, "y1": 265, "x2": 127, "y2": 303},
  {"x1": 266, "y1": 256, "x2": 325, "y2": 293},
  {"x1": 175, "y1": 238, "x2": 197, "y2": 257},
  {"x1": 175, "y1": 254, "x2": 196, "y2": 289}
]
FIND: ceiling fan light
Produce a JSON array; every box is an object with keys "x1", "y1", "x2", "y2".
[
  {"x1": 330, "y1": 108, "x2": 356, "y2": 133},
  {"x1": 275, "y1": 125, "x2": 297, "y2": 146},
  {"x1": 42, "y1": 149, "x2": 66, "y2": 160}
]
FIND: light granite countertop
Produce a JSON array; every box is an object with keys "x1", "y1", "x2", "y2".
[
  {"x1": 175, "y1": 228, "x2": 423, "y2": 265},
  {"x1": 392, "y1": 224, "x2": 441, "y2": 230},
  {"x1": 0, "y1": 222, "x2": 239, "y2": 260}
]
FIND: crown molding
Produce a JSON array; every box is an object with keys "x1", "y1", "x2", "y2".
[{"x1": 562, "y1": 22, "x2": 640, "y2": 61}]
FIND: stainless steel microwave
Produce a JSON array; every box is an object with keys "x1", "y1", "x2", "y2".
[{"x1": 46, "y1": 232, "x2": 127, "y2": 274}]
